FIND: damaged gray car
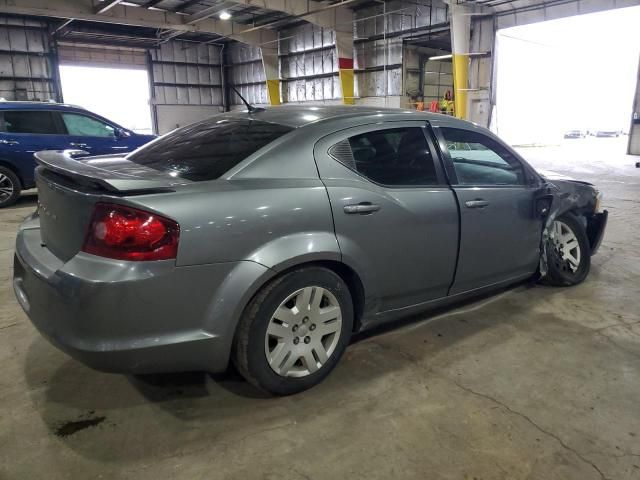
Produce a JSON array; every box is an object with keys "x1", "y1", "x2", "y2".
[{"x1": 13, "y1": 106, "x2": 607, "y2": 395}]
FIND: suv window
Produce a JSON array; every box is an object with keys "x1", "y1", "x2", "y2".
[
  {"x1": 2, "y1": 110, "x2": 60, "y2": 135},
  {"x1": 127, "y1": 118, "x2": 293, "y2": 182},
  {"x1": 440, "y1": 127, "x2": 526, "y2": 186},
  {"x1": 62, "y1": 113, "x2": 115, "y2": 137},
  {"x1": 329, "y1": 127, "x2": 438, "y2": 186}
]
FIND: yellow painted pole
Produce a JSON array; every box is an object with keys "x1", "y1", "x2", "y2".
[
  {"x1": 452, "y1": 54, "x2": 469, "y2": 119},
  {"x1": 450, "y1": 4, "x2": 470, "y2": 119},
  {"x1": 336, "y1": 30, "x2": 355, "y2": 105},
  {"x1": 266, "y1": 79, "x2": 281, "y2": 106},
  {"x1": 261, "y1": 46, "x2": 281, "y2": 106}
]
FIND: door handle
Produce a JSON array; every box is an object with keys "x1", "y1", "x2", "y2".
[
  {"x1": 70, "y1": 142, "x2": 88, "y2": 148},
  {"x1": 0, "y1": 139, "x2": 19, "y2": 145},
  {"x1": 344, "y1": 202, "x2": 381, "y2": 215},
  {"x1": 465, "y1": 199, "x2": 489, "y2": 209}
]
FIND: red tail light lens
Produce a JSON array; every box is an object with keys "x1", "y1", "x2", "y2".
[{"x1": 82, "y1": 202, "x2": 179, "y2": 261}]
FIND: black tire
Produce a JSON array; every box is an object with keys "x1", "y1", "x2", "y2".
[
  {"x1": 233, "y1": 267, "x2": 354, "y2": 396},
  {"x1": 0, "y1": 166, "x2": 21, "y2": 208},
  {"x1": 544, "y1": 213, "x2": 591, "y2": 286}
]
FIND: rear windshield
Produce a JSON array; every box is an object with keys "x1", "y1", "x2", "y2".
[{"x1": 127, "y1": 118, "x2": 293, "y2": 181}]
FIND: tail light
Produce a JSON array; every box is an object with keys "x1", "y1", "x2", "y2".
[{"x1": 82, "y1": 202, "x2": 179, "y2": 261}]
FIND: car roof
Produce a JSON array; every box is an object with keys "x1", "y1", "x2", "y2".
[
  {"x1": 217, "y1": 104, "x2": 474, "y2": 130},
  {"x1": 0, "y1": 101, "x2": 86, "y2": 111}
]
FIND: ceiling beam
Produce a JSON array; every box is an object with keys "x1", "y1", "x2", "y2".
[
  {"x1": 175, "y1": 0, "x2": 204, "y2": 13},
  {"x1": 228, "y1": 0, "x2": 356, "y2": 31},
  {"x1": 141, "y1": 0, "x2": 165, "y2": 8},
  {"x1": 0, "y1": 0, "x2": 277, "y2": 46},
  {"x1": 94, "y1": 0, "x2": 125, "y2": 14}
]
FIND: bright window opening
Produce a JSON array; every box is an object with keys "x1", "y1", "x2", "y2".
[
  {"x1": 495, "y1": 6, "x2": 640, "y2": 146},
  {"x1": 59, "y1": 65, "x2": 153, "y2": 135}
]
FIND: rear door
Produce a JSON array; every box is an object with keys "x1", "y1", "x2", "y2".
[
  {"x1": 432, "y1": 123, "x2": 543, "y2": 295},
  {"x1": 314, "y1": 121, "x2": 459, "y2": 314},
  {"x1": 58, "y1": 111, "x2": 131, "y2": 155},
  {"x1": 0, "y1": 110, "x2": 69, "y2": 186}
]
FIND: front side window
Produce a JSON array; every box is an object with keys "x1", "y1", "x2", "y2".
[
  {"x1": 2, "y1": 110, "x2": 60, "y2": 134},
  {"x1": 440, "y1": 127, "x2": 526, "y2": 186},
  {"x1": 329, "y1": 127, "x2": 438, "y2": 186},
  {"x1": 61, "y1": 113, "x2": 115, "y2": 137},
  {"x1": 127, "y1": 118, "x2": 293, "y2": 182}
]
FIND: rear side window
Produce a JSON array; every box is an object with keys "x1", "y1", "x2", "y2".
[
  {"x1": 328, "y1": 127, "x2": 438, "y2": 186},
  {"x1": 2, "y1": 110, "x2": 60, "y2": 134},
  {"x1": 127, "y1": 118, "x2": 293, "y2": 181},
  {"x1": 62, "y1": 113, "x2": 115, "y2": 137}
]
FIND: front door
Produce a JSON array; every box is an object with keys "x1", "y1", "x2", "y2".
[
  {"x1": 314, "y1": 122, "x2": 459, "y2": 313},
  {"x1": 58, "y1": 112, "x2": 130, "y2": 156},
  {"x1": 433, "y1": 124, "x2": 543, "y2": 295}
]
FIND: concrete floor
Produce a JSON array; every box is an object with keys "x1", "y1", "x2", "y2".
[{"x1": 1, "y1": 136, "x2": 638, "y2": 480}]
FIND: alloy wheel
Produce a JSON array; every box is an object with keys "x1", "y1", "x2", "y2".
[
  {"x1": 264, "y1": 286, "x2": 342, "y2": 378},
  {"x1": 0, "y1": 173, "x2": 14, "y2": 203},
  {"x1": 550, "y1": 220, "x2": 581, "y2": 273}
]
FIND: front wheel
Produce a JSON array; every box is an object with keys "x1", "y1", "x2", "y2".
[
  {"x1": 0, "y1": 167, "x2": 21, "y2": 208},
  {"x1": 233, "y1": 267, "x2": 353, "y2": 396},
  {"x1": 544, "y1": 214, "x2": 591, "y2": 286}
]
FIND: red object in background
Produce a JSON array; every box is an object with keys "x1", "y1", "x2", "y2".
[{"x1": 338, "y1": 58, "x2": 354, "y2": 69}]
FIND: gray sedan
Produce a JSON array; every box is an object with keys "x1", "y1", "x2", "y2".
[{"x1": 13, "y1": 106, "x2": 608, "y2": 395}]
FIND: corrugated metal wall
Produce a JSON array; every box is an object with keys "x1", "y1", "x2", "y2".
[
  {"x1": 149, "y1": 40, "x2": 224, "y2": 133},
  {"x1": 280, "y1": 23, "x2": 339, "y2": 103},
  {"x1": 354, "y1": 0, "x2": 447, "y2": 101},
  {"x1": 0, "y1": 16, "x2": 59, "y2": 102},
  {"x1": 150, "y1": 41, "x2": 222, "y2": 106},
  {"x1": 227, "y1": 43, "x2": 267, "y2": 105},
  {"x1": 58, "y1": 43, "x2": 147, "y2": 68}
]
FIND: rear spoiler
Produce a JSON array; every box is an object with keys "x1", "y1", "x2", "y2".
[{"x1": 34, "y1": 150, "x2": 184, "y2": 193}]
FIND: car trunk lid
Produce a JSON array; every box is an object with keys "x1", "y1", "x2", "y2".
[{"x1": 34, "y1": 150, "x2": 189, "y2": 262}]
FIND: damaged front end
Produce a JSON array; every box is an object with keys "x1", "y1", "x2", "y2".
[{"x1": 536, "y1": 174, "x2": 608, "y2": 278}]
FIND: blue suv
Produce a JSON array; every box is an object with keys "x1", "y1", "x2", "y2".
[{"x1": 0, "y1": 101, "x2": 156, "y2": 207}]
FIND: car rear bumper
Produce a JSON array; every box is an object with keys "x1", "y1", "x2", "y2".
[
  {"x1": 587, "y1": 210, "x2": 608, "y2": 255},
  {"x1": 14, "y1": 224, "x2": 270, "y2": 374}
]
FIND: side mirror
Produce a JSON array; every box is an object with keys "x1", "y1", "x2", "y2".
[
  {"x1": 534, "y1": 193, "x2": 554, "y2": 219},
  {"x1": 115, "y1": 128, "x2": 131, "y2": 138}
]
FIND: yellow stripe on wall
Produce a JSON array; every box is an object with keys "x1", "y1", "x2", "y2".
[
  {"x1": 339, "y1": 69, "x2": 355, "y2": 105},
  {"x1": 452, "y1": 54, "x2": 469, "y2": 119},
  {"x1": 266, "y1": 79, "x2": 281, "y2": 106}
]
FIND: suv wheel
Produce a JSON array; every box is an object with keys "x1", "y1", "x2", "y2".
[
  {"x1": 0, "y1": 167, "x2": 21, "y2": 208},
  {"x1": 233, "y1": 267, "x2": 353, "y2": 395}
]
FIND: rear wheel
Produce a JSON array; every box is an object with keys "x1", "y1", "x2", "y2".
[
  {"x1": 545, "y1": 214, "x2": 590, "y2": 286},
  {"x1": 233, "y1": 267, "x2": 353, "y2": 395},
  {"x1": 0, "y1": 167, "x2": 20, "y2": 208}
]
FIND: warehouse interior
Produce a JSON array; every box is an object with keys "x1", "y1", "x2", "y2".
[{"x1": 1, "y1": 1, "x2": 639, "y2": 479}]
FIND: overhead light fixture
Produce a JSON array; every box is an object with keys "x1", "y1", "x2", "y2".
[
  {"x1": 429, "y1": 54, "x2": 453, "y2": 61},
  {"x1": 219, "y1": 11, "x2": 231, "y2": 20}
]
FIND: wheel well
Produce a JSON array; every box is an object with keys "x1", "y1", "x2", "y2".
[
  {"x1": 274, "y1": 260, "x2": 366, "y2": 332},
  {"x1": 0, "y1": 161, "x2": 24, "y2": 188}
]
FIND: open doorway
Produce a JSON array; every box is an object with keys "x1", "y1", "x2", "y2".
[
  {"x1": 59, "y1": 65, "x2": 153, "y2": 134},
  {"x1": 494, "y1": 6, "x2": 640, "y2": 150}
]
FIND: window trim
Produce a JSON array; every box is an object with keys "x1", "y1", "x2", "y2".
[
  {"x1": 432, "y1": 125, "x2": 541, "y2": 188},
  {"x1": 324, "y1": 122, "x2": 449, "y2": 189},
  {"x1": 0, "y1": 109, "x2": 66, "y2": 136}
]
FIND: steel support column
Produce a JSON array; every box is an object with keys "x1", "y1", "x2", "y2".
[
  {"x1": 261, "y1": 44, "x2": 280, "y2": 105},
  {"x1": 450, "y1": 3, "x2": 470, "y2": 120},
  {"x1": 336, "y1": 29, "x2": 354, "y2": 105}
]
